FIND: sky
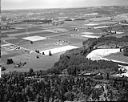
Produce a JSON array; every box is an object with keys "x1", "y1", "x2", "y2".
[{"x1": 1, "y1": 0, "x2": 128, "y2": 10}]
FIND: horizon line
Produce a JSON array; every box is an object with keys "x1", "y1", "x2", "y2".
[{"x1": 2, "y1": 5, "x2": 128, "y2": 11}]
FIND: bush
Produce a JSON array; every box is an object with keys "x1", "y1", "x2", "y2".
[
  {"x1": 7, "y1": 59, "x2": 14, "y2": 64},
  {"x1": 1, "y1": 67, "x2": 6, "y2": 71}
]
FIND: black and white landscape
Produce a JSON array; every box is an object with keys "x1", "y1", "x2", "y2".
[{"x1": 0, "y1": 0, "x2": 128, "y2": 102}]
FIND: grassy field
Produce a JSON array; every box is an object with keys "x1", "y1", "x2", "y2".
[
  {"x1": 104, "y1": 52, "x2": 128, "y2": 63},
  {"x1": 2, "y1": 53, "x2": 62, "y2": 73}
]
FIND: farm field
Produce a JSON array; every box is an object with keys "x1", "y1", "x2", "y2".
[
  {"x1": 104, "y1": 52, "x2": 128, "y2": 63},
  {"x1": 86, "y1": 48, "x2": 128, "y2": 64},
  {"x1": 1, "y1": 7, "x2": 128, "y2": 73},
  {"x1": 1, "y1": 21, "x2": 87, "y2": 72}
]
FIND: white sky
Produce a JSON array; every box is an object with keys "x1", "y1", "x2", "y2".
[{"x1": 2, "y1": 0, "x2": 128, "y2": 10}]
